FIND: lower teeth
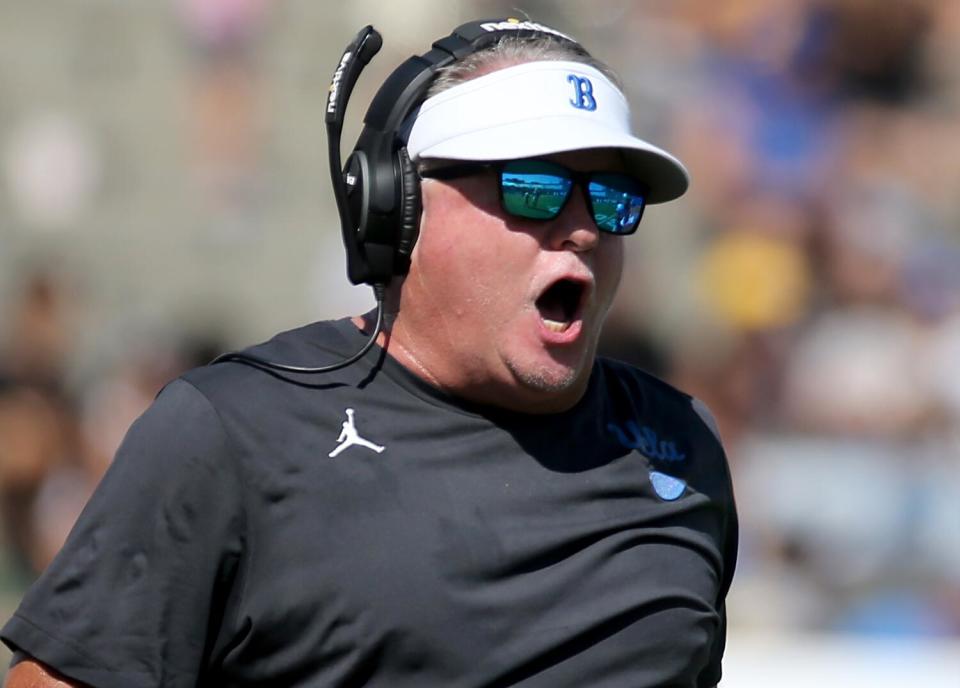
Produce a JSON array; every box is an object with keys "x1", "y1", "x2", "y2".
[{"x1": 543, "y1": 318, "x2": 567, "y2": 332}]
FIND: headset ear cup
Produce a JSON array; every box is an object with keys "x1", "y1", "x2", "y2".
[{"x1": 395, "y1": 147, "x2": 422, "y2": 275}]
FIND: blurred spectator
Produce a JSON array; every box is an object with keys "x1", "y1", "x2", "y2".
[
  {"x1": 0, "y1": 270, "x2": 78, "y2": 578},
  {"x1": 176, "y1": 0, "x2": 271, "y2": 239},
  {"x1": 792, "y1": 0, "x2": 933, "y2": 105},
  {"x1": 695, "y1": 195, "x2": 814, "y2": 332},
  {"x1": 0, "y1": 382, "x2": 76, "y2": 577}
]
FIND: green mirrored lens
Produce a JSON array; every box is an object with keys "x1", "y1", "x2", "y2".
[
  {"x1": 589, "y1": 174, "x2": 646, "y2": 234},
  {"x1": 501, "y1": 161, "x2": 573, "y2": 220}
]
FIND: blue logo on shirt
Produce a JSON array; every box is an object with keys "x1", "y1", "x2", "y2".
[
  {"x1": 607, "y1": 421, "x2": 686, "y2": 463},
  {"x1": 568, "y1": 75, "x2": 597, "y2": 111}
]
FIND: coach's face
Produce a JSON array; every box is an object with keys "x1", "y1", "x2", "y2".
[{"x1": 387, "y1": 149, "x2": 625, "y2": 413}]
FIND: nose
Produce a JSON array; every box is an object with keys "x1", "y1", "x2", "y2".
[{"x1": 547, "y1": 186, "x2": 599, "y2": 252}]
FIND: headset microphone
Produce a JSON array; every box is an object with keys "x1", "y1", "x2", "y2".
[{"x1": 326, "y1": 26, "x2": 384, "y2": 286}]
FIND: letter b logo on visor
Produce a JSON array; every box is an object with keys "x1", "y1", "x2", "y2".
[{"x1": 568, "y1": 74, "x2": 596, "y2": 111}]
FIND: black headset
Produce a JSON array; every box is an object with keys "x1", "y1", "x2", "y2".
[
  {"x1": 213, "y1": 18, "x2": 589, "y2": 374},
  {"x1": 327, "y1": 18, "x2": 590, "y2": 288}
]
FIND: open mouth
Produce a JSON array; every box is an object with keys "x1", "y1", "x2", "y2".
[{"x1": 535, "y1": 278, "x2": 586, "y2": 333}]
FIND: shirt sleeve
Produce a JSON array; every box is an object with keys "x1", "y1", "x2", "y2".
[{"x1": 0, "y1": 379, "x2": 246, "y2": 688}]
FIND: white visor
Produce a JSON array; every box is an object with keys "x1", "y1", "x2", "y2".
[{"x1": 406, "y1": 60, "x2": 689, "y2": 204}]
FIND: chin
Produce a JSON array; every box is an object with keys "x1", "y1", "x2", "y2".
[
  {"x1": 505, "y1": 356, "x2": 592, "y2": 410},
  {"x1": 513, "y1": 366, "x2": 578, "y2": 393},
  {"x1": 497, "y1": 324, "x2": 600, "y2": 410}
]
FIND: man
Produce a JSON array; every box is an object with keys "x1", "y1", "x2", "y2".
[{"x1": 2, "y1": 19, "x2": 737, "y2": 688}]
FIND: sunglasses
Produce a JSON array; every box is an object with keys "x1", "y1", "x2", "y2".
[{"x1": 420, "y1": 159, "x2": 649, "y2": 235}]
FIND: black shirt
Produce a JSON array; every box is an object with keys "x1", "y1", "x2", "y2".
[{"x1": 2, "y1": 318, "x2": 737, "y2": 687}]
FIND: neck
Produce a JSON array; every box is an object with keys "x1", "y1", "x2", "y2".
[{"x1": 351, "y1": 311, "x2": 447, "y2": 393}]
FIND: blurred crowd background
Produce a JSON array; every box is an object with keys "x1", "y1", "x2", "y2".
[{"x1": 1, "y1": 0, "x2": 959, "y2": 682}]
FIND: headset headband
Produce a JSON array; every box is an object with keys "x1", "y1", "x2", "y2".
[{"x1": 365, "y1": 20, "x2": 585, "y2": 135}]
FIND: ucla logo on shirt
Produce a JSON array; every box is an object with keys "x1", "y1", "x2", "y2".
[
  {"x1": 567, "y1": 74, "x2": 597, "y2": 111},
  {"x1": 607, "y1": 421, "x2": 686, "y2": 464}
]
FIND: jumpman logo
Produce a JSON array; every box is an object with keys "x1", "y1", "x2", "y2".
[{"x1": 328, "y1": 408, "x2": 385, "y2": 458}]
